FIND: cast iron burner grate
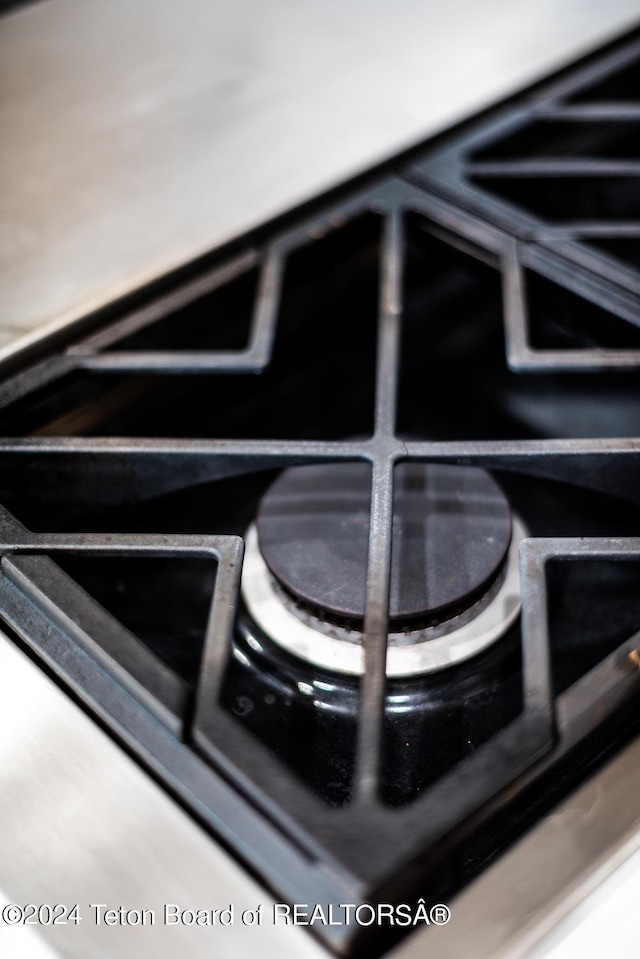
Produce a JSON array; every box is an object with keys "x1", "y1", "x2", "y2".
[
  {"x1": 407, "y1": 31, "x2": 640, "y2": 371},
  {"x1": 0, "y1": 30, "x2": 640, "y2": 959}
]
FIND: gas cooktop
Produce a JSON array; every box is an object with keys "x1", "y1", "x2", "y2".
[{"x1": 1, "y1": 29, "x2": 640, "y2": 959}]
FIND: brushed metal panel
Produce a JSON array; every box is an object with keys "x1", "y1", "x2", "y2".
[
  {"x1": 391, "y1": 733, "x2": 640, "y2": 959},
  {"x1": 0, "y1": 635, "x2": 324, "y2": 959},
  {"x1": 1, "y1": 0, "x2": 639, "y2": 357}
]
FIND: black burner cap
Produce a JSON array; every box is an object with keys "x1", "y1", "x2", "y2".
[{"x1": 256, "y1": 462, "x2": 512, "y2": 627}]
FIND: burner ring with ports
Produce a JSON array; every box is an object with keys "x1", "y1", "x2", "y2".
[{"x1": 242, "y1": 462, "x2": 524, "y2": 676}]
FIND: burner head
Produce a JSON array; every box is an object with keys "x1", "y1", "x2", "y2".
[{"x1": 256, "y1": 461, "x2": 512, "y2": 629}]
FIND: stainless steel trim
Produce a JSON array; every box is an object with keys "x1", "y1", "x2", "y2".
[
  {"x1": 391, "y1": 728, "x2": 640, "y2": 959},
  {"x1": 0, "y1": 633, "x2": 324, "y2": 959},
  {"x1": 2, "y1": 0, "x2": 639, "y2": 359},
  {"x1": 3, "y1": 598, "x2": 640, "y2": 959}
]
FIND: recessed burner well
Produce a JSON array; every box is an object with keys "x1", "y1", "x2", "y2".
[{"x1": 242, "y1": 462, "x2": 523, "y2": 677}]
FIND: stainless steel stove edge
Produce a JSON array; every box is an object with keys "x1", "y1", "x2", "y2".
[{"x1": 1, "y1": 625, "x2": 640, "y2": 959}]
